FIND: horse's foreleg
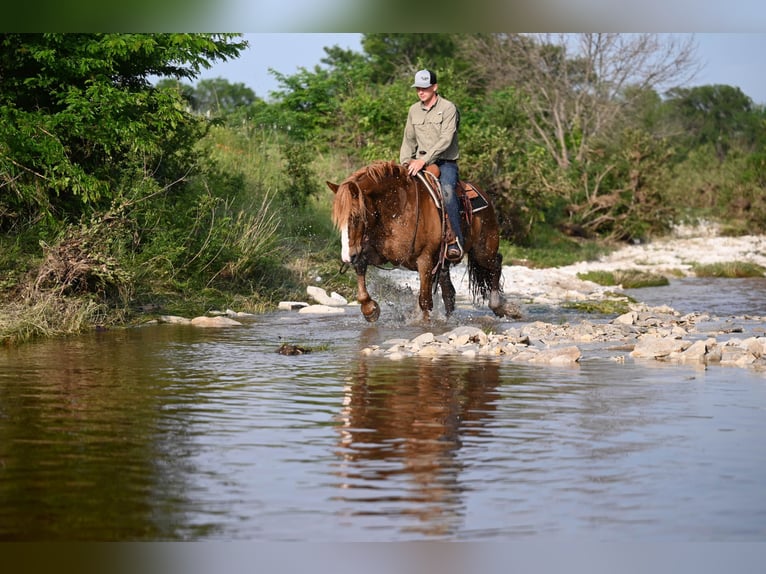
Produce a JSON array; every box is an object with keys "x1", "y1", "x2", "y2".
[
  {"x1": 354, "y1": 263, "x2": 380, "y2": 322},
  {"x1": 416, "y1": 259, "x2": 436, "y2": 322}
]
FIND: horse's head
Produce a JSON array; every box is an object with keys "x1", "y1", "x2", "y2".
[
  {"x1": 328, "y1": 161, "x2": 411, "y2": 265},
  {"x1": 327, "y1": 177, "x2": 366, "y2": 264}
]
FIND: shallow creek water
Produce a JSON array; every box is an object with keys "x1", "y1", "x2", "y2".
[{"x1": 1, "y1": 277, "x2": 765, "y2": 541}]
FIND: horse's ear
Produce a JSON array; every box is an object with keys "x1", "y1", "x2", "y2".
[{"x1": 326, "y1": 181, "x2": 339, "y2": 194}]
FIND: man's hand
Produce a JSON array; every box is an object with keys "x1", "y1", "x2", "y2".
[{"x1": 406, "y1": 158, "x2": 426, "y2": 176}]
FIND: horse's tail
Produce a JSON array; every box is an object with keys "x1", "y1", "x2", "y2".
[{"x1": 467, "y1": 250, "x2": 504, "y2": 301}]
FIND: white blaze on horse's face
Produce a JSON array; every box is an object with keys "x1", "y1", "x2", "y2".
[{"x1": 340, "y1": 225, "x2": 351, "y2": 263}]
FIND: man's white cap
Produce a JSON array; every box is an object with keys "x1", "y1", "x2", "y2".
[{"x1": 411, "y1": 69, "x2": 437, "y2": 88}]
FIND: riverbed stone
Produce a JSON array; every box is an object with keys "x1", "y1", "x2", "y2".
[
  {"x1": 158, "y1": 315, "x2": 192, "y2": 325},
  {"x1": 190, "y1": 316, "x2": 243, "y2": 328},
  {"x1": 614, "y1": 311, "x2": 638, "y2": 325},
  {"x1": 298, "y1": 304, "x2": 346, "y2": 315},
  {"x1": 742, "y1": 336, "x2": 765, "y2": 357},
  {"x1": 720, "y1": 343, "x2": 757, "y2": 366},
  {"x1": 226, "y1": 309, "x2": 256, "y2": 318},
  {"x1": 306, "y1": 285, "x2": 348, "y2": 307},
  {"x1": 631, "y1": 334, "x2": 691, "y2": 359},
  {"x1": 678, "y1": 339, "x2": 711, "y2": 364},
  {"x1": 529, "y1": 345, "x2": 582, "y2": 365},
  {"x1": 411, "y1": 332, "x2": 435, "y2": 346},
  {"x1": 443, "y1": 325, "x2": 488, "y2": 346}
]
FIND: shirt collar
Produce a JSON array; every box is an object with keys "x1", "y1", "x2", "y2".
[{"x1": 420, "y1": 94, "x2": 439, "y2": 111}]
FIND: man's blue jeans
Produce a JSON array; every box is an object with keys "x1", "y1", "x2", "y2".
[{"x1": 437, "y1": 160, "x2": 462, "y2": 247}]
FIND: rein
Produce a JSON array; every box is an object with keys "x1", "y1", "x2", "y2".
[{"x1": 410, "y1": 177, "x2": 421, "y2": 257}]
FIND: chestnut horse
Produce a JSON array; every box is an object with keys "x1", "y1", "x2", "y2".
[{"x1": 327, "y1": 160, "x2": 511, "y2": 322}]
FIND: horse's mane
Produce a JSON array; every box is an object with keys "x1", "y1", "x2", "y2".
[{"x1": 331, "y1": 161, "x2": 408, "y2": 230}]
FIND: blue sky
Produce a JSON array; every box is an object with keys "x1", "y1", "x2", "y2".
[{"x1": 199, "y1": 33, "x2": 766, "y2": 105}]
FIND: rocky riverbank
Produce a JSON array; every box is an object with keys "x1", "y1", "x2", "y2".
[
  {"x1": 359, "y1": 306, "x2": 766, "y2": 372},
  {"x1": 297, "y1": 228, "x2": 766, "y2": 372}
]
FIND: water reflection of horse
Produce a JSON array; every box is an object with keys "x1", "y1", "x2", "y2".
[
  {"x1": 334, "y1": 356, "x2": 502, "y2": 537},
  {"x1": 327, "y1": 160, "x2": 514, "y2": 322}
]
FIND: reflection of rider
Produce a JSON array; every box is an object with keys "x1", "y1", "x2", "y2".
[{"x1": 400, "y1": 69, "x2": 463, "y2": 263}]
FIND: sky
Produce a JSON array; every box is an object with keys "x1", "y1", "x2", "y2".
[{"x1": 198, "y1": 33, "x2": 766, "y2": 105}]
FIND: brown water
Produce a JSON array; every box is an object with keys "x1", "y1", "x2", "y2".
[{"x1": 1, "y1": 278, "x2": 765, "y2": 541}]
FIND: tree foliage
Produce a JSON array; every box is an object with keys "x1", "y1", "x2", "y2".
[
  {"x1": 0, "y1": 33, "x2": 246, "y2": 226},
  {"x1": 664, "y1": 84, "x2": 760, "y2": 160},
  {"x1": 157, "y1": 77, "x2": 260, "y2": 118},
  {"x1": 361, "y1": 34, "x2": 461, "y2": 84}
]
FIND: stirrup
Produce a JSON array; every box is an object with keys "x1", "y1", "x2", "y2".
[{"x1": 446, "y1": 241, "x2": 463, "y2": 262}]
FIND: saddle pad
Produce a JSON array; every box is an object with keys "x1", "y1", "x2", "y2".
[{"x1": 461, "y1": 183, "x2": 489, "y2": 213}]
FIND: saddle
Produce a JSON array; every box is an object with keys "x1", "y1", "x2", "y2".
[
  {"x1": 419, "y1": 164, "x2": 489, "y2": 266},
  {"x1": 420, "y1": 164, "x2": 489, "y2": 222}
]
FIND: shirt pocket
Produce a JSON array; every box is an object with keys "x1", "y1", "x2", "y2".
[
  {"x1": 415, "y1": 114, "x2": 443, "y2": 127},
  {"x1": 413, "y1": 114, "x2": 443, "y2": 139}
]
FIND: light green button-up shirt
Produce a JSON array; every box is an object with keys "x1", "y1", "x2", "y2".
[{"x1": 399, "y1": 95, "x2": 460, "y2": 166}]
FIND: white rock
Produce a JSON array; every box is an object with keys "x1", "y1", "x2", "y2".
[
  {"x1": 329, "y1": 291, "x2": 349, "y2": 305},
  {"x1": 411, "y1": 332, "x2": 435, "y2": 345},
  {"x1": 226, "y1": 309, "x2": 256, "y2": 318},
  {"x1": 298, "y1": 304, "x2": 346, "y2": 315},
  {"x1": 190, "y1": 316, "x2": 242, "y2": 328},
  {"x1": 631, "y1": 335, "x2": 690, "y2": 358},
  {"x1": 306, "y1": 285, "x2": 348, "y2": 307},
  {"x1": 159, "y1": 315, "x2": 192, "y2": 325},
  {"x1": 613, "y1": 311, "x2": 638, "y2": 325}
]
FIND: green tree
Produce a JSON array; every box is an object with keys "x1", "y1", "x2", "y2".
[
  {"x1": 664, "y1": 84, "x2": 759, "y2": 161},
  {"x1": 187, "y1": 78, "x2": 259, "y2": 117},
  {"x1": 0, "y1": 33, "x2": 246, "y2": 225},
  {"x1": 361, "y1": 33, "x2": 461, "y2": 84},
  {"x1": 269, "y1": 44, "x2": 372, "y2": 141}
]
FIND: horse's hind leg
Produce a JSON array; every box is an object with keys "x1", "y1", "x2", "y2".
[
  {"x1": 486, "y1": 253, "x2": 510, "y2": 317},
  {"x1": 438, "y1": 267, "x2": 456, "y2": 317},
  {"x1": 485, "y1": 253, "x2": 521, "y2": 318},
  {"x1": 486, "y1": 253, "x2": 504, "y2": 314},
  {"x1": 471, "y1": 250, "x2": 512, "y2": 318}
]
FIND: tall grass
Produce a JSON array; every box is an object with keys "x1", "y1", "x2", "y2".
[
  {"x1": 0, "y1": 292, "x2": 116, "y2": 346},
  {"x1": 691, "y1": 261, "x2": 765, "y2": 278},
  {"x1": 577, "y1": 269, "x2": 670, "y2": 288}
]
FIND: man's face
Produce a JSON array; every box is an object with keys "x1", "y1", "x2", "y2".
[{"x1": 416, "y1": 84, "x2": 437, "y2": 105}]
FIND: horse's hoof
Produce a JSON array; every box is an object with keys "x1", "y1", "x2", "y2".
[
  {"x1": 489, "y1": 292, "x2": 522, "y2": 319},
  {"x1": 362, "y1": 301, "x2": 380, "y2": 322},
  {"x1": 496, "y1": 302, "x2": 522, "y2": 319}
]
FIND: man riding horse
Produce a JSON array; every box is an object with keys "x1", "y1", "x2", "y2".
[{"x1": 400, "y1": 69, "x2": 464, "y2": 263}]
